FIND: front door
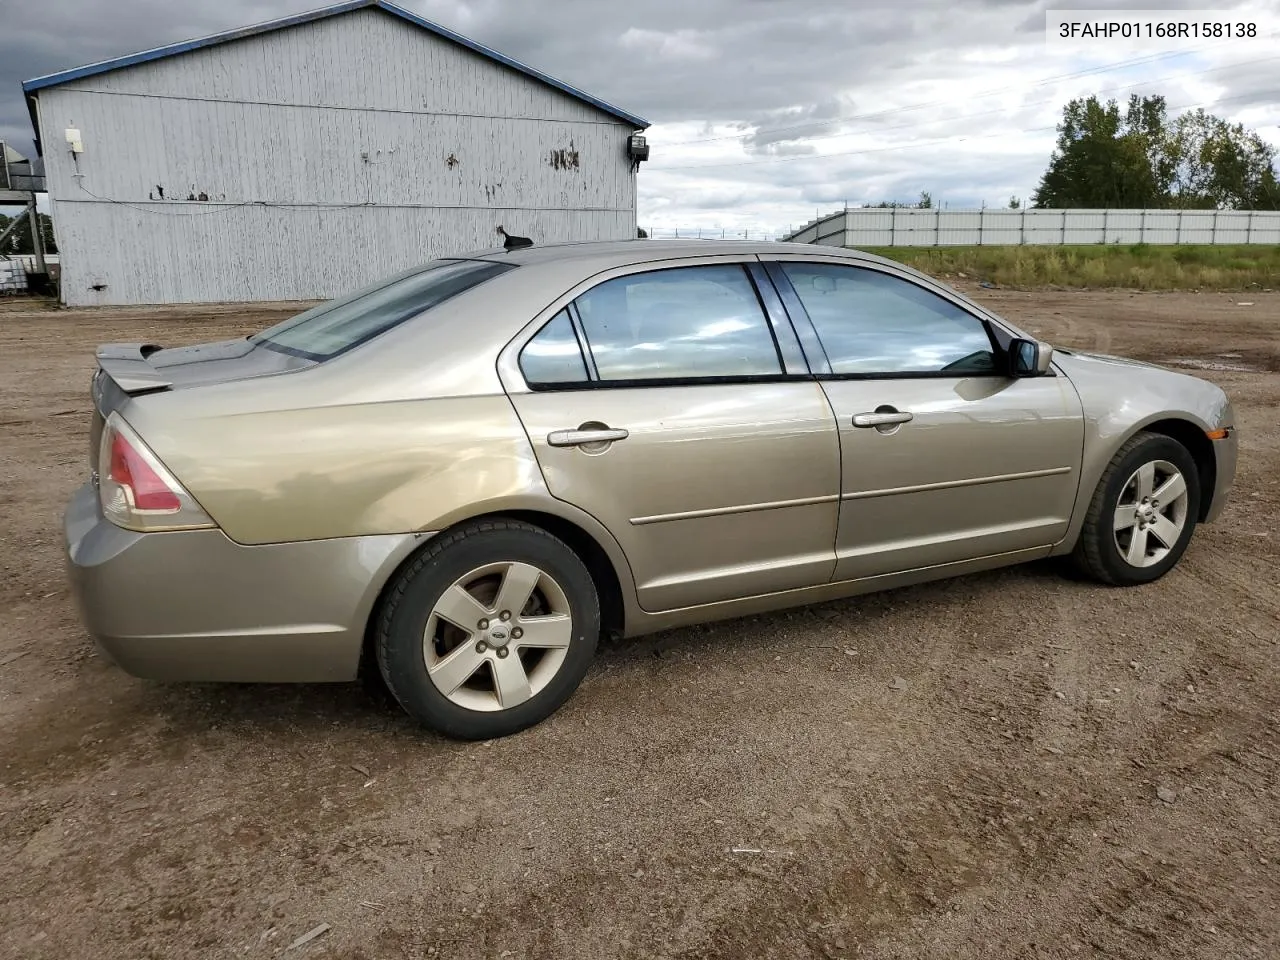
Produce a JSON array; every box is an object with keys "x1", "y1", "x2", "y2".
[
  {"x1": 505, "y1": 260, "x2": 842, "y2": 611},
  {"x1": 766, "y1": 258, "x2": 1085, "y2": 581}
]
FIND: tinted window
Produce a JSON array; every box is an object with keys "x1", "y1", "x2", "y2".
[
  {"x1": 573, "y1": 265, "x2": 782, "y2": 381},
  {"x1": 520, "y1": 309, "x2": 588, "y2": 385},
  {"x1": 781, "y1": 264, "x2": 997, "y2": 375},
  {"x1": 253, "y1": 259, "x2": 512, "y2": 361}
]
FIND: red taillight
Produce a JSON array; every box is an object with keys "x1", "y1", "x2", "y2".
[
  {"x1": 96, "y1": 412, "x2": 214, "y2": 532},
  {"x1": 108, "y1": 430, "x2": 181, "y2": 512}
]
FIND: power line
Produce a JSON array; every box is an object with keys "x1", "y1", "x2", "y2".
[
  {"x1": 649, "y1": 90, "x2": 1276, "y2": 172},
  {"x1": 659, "y1": 43, "x2": 1247, "y2": 148}
]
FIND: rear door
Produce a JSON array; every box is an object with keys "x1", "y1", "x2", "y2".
[
  {"x1": 763, "y1": 256, "x2": 1085, "y2": 581},
  {"x1": 501, "y1": 258, "x2": 841, "y2": 612}
]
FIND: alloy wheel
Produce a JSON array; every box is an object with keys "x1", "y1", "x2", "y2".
[
  {"x1": 422, "y1": 561, "x2": 573, "y2": 712},
  {"x1": 1112, "y1": 459, "x2": 1190, "y2": 568}
]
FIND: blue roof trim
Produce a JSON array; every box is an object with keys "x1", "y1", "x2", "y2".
[{"x1": 21, "y1": 0, "x2": 649, "y2": 129}]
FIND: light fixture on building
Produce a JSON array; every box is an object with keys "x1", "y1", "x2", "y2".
[{"x1": 627, "y1": 134, "x2": 649, "y2": 169}]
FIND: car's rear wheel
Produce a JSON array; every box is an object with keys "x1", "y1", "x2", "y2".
[
  {"x1": 376, "y1": 519, "x2": 600, "y2": 739},
  {"x1": 1071, "y1": 431, "x2": 1201, "y2": 586}
]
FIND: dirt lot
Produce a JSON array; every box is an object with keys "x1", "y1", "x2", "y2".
[{"x1": 1, "y1": 289, "x2": 1277, "y2": 960}]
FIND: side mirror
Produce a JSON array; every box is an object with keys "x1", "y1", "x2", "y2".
[{"x1": 1009, "y1": 338, "x2": 1054, "y2": 377}]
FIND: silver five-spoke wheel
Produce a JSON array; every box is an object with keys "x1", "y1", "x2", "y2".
[
  {"x1": 1072, "y1": 431, "x2": 1201, "y2": 586},
  {"x1": 1112, "y1": 459, "x2": 1190, "y2": 568},
  {"x1": 377, "y1": 519, "x2": 599, "y2": 739},
  {"x1": 424, "y1": 561, "x2": 573, "y2": 712}
]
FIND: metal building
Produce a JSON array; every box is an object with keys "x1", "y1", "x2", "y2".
[{"x1": 21, "y1": 0, "x2": 649, "y2": 306}]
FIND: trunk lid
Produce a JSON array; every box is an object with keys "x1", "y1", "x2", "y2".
[
  {"x1": 89, "y1": 338, "x2": 313, "y2": 474},
  {"x1": 95, "y1": 338, "x2": 312, "y2": 394}
]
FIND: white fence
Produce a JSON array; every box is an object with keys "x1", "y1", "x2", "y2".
[
  {"x1": 782, "y1": 208, "x2": 1280, "y2": 247},
  {"x1": 642, "y1": 228, "x2": 777, "y2": 241}
]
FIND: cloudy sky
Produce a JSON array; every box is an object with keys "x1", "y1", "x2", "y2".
[{"x1": 3, "y1": 0, "x2": 1278, "y2": 236}]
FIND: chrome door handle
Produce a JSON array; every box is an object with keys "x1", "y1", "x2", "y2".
[
  {"x1": 547, "y1": 427, "x2": 630, "y2": 447},
  {"x1": 852, "y1": 411, "x2": 913, "y2": 428}
]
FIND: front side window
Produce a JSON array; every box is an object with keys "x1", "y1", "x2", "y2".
[
  {"x1": 572, "y1": 264, "x2": 782, "y2": 382},
  {"x1": 780, "y1": 263, "x2": 997, "y2": 375},
  {"x1": 253, "y1": 259, "x2": 513, "y2": 361}
]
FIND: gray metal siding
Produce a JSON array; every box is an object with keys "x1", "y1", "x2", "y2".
[
  {"x1": 38, "y1": 7, "x2": 638, "y2": 305},
  {"x1": 55, "y1": 9, "x2": 613, "y2": 123},
  {"x1": 53, "y1": 205, "x2": 634, "y2": 305},
  {"x1": 39, "y1": 93, "x2": 632, "y2": 209}
]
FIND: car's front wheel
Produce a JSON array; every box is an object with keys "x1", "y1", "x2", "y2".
[
  {"x1": 376, "y1": 519, "x2": 600, "y2": 739},
  {"x1": 1072, "y1": 431, "x2": 1201, "y2": 586}
]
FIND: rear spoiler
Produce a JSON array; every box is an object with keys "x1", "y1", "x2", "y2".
[{"x1": 96, "y1": 343, "x2": 172, "y2": 394}]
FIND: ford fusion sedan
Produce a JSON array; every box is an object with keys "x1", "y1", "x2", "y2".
[{"x1": 64, "y1": 240, "x2": 1237, "y2": 739}]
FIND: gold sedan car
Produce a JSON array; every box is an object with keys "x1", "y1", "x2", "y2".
[{"x1": 65, "y1": 240, "x2": 1237, "y2": 739}]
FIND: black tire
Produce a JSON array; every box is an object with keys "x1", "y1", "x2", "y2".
[
  {"x1": 1071, "y1": 431, "x2": 1201, "y2": 586},
  {"x1": 376, "y1": 519, "x2": 600, "y2": 740}
]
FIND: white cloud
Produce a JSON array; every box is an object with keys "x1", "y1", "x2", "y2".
[{"x1": 618, "y1": 27, "x2": 716, "y2": 61}]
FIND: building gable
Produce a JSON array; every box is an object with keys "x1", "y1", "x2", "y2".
[{"x1": 22, "y1": 0, "x2": 647, "y2": 150}]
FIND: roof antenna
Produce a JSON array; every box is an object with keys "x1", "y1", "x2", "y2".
[{"x1": 496, "y1": 225, "x2": 532, "y2": 250}]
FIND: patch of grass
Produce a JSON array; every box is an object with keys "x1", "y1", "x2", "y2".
[{"x1": 858, "y1": 244, "x2": 1280, "y2": 291}]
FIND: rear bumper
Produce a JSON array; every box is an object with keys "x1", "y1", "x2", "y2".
[{"x1": 63, "y1": 482, "x2": 427, "y2": 682}]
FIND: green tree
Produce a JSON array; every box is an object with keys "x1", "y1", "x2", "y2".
[
  {"x1": 1032, "y1": 95, "x2": 1166, "y2": 208},
  {"x1": 1163, "y1": 109, "x2": 1280, "y2": 209},
  {"x1": 1033, "y1": 94, "x2": 1279, "y2": 210},
  {"x1": 917, "y1": 191, "x2": 933, "y2": 209},
  {"x1": 1008, "y1": 196, "x2": 1022, "y2": 209}
]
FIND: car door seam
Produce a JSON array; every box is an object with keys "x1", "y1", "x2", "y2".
[{"x1": 1054, "y1": 368, "x2": 1091, "y2": 548}]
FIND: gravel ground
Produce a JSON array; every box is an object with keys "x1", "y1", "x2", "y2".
[{"x1": 0, "y1": 289, "x2": 1277, "y2": 960}]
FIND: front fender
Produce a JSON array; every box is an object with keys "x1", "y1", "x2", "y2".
[
  {"x1": 1049, "y1": 353, "x2": 1228, "y2": 552},
  {"x1": 1049, "y1": 350, "x2": 1234, "y2": 554}
]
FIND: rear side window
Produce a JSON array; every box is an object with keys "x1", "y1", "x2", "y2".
[
  {"x1": 573, "y1": 264, "x2": 782, "y2": 382},
  {"x1": 520, "y1": 310, "x2": 589, "y2": 386},
  {"x1": 253, "y1": 259, "x2": 513, "y2": 361}
]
